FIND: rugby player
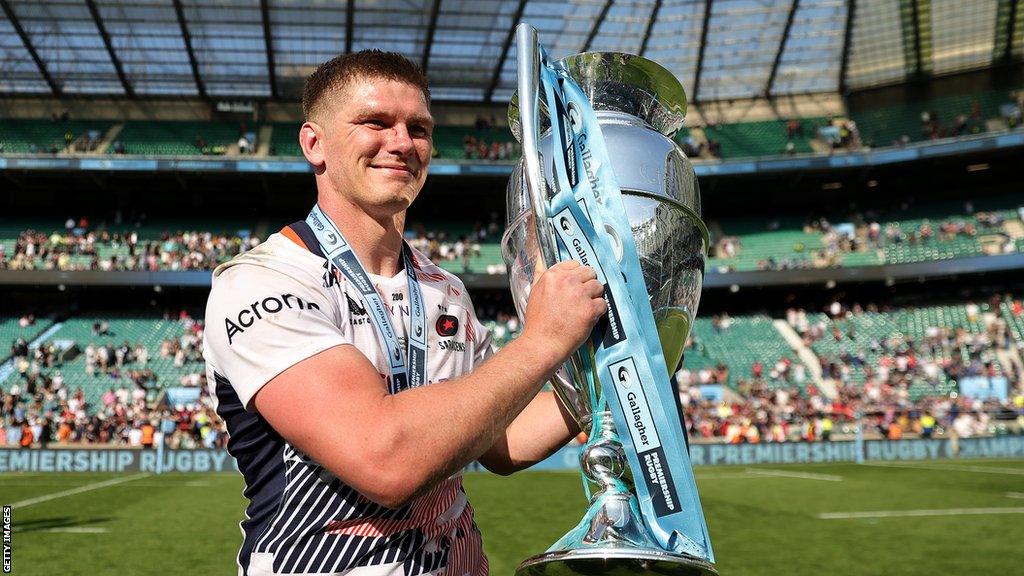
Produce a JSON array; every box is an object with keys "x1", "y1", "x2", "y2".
[{"x1": 204, "y1": 50, "x2": 605, "y2": 576}]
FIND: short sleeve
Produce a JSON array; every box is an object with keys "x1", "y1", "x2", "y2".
[
  {"x1": 467, "y1": 300, "x2": 497, "y2": 364},
  {"x1": 203, "y1": 263, "x2": 348, "y2": 409}
]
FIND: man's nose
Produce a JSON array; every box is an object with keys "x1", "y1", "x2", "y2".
[{"x1": 386, "y1": 124, "x2": 415, "y2": 155}]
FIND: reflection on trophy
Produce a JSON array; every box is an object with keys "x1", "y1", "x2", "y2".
[{"x1": 501, "y1": 24, "x2": 717, "y2": 576}]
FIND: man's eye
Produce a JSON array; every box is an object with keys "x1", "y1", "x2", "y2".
[{"x1": 364, "y1": 119, "x2": 386, "y2": 128}]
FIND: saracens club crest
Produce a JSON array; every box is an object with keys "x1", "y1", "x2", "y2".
[{"x1": 435, "y1": 314, "x2": 459, "y2": 337}]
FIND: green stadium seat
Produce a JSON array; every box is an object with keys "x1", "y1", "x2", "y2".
[
  {"x1": 112, "y1": 121, "x2": 243, "y2": 156},
  {"x1": 0, "y1": 118, "x2": 113, "y2": 153}
]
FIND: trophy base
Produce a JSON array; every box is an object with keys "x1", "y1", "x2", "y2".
[{"x1": 516, "y1": 548, "x2": 718, "y2": 576}]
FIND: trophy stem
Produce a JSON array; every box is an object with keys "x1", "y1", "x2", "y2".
[{"x1": 514, "y1": 411, "x2": 718, "y2": 576}]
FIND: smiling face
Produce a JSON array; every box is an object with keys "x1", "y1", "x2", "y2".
[{"x1": 302, "y1": 77, "x2": 434, "y2": 221}]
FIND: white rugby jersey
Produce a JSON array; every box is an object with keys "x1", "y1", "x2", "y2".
[{"x1": 204, "y1": 221, "x2": 492, "y2": 576}]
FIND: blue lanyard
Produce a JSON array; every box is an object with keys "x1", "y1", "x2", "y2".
[
  {"x1": 537, "y1": 48, "x2": 713, "y2": 562},
  {"x1": 305, "y1": 204, "x2": 427, "y2": 394}
]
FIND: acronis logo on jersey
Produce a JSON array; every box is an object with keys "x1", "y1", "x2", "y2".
[{"x1": 224, "y1": 294, "x2": 322, "y2": 344}]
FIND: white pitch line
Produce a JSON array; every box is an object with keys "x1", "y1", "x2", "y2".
[
  {"x1": 819, "y1": 507, "x2": 1024, "y2": 520},
  {"x1": 39, "y1": 527, "x2": 110, "y2": 534},
  {"x1": 0, "y1": 481, "x2": 208, "y2": 488},
  {"x1": 864, "y1": 462, "x2": 1024, "y2": 476},
  {"x1": 1006, "y1": 492, "x2": 1024, "y2": 499},
  {"x1": 745, "y1": 468, "x2": 843, "y2": 482},
  {"x1": 696, "y1": 473, "x2": 772, "y2": 480},
  {"x1": 7, "y1": 473, "x2": 150, "y2": 508}
]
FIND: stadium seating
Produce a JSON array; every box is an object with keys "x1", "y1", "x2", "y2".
[
  {"x1": 702, "y1": 118, "x2": 823, "y2": 158},
  {"x1": 269, "y1": 122, "x2": 303, "y2": 157},
  {"x1": 683, "y1": 314, "x2": 808, "y2": 392},
  {"x1": 431, "y1": 125, "x2": 518, "y2": 160},
  {"x1": 481, "y1": 319, "x2": 520, "y2": 348},
  {"x1": 709, "y1": 199, "x2": 1022, "y2": 272},
  {"x1": 1, "y1": 316, "x2": 203, "y2": 408},
  {"x1": 1, "y1": 219, "x2": 256, "y2": 271},
  {"x1": 809, "y1": 302, "x2": 1003, "y2": 401},
  {"x1": 0, "y1": 316, "x2": 52, "y2": 351},
  {"x1": 709, "y1": 218, "x2": 824, "y2": 271},
  {"x1": 1000, "y1": 297, "x2": 1024, "y2": 343},
  {"x1": 112, "y1": 121, "x2": 243, "y2": 156},
  {"x1": 851, "y1": 87, "x2": 1016, "y2": 147},
  {"x1": 0, "y1": 118, "x2": 113, "y2": 153}
]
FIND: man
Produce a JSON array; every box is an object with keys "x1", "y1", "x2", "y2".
[{"x1": 204, "y1": 50, "x2": 605, "y2": 576}]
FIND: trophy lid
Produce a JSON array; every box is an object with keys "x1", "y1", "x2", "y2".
[{"x1": 508, "y1": 51, "x2": 687, "y2": 141}]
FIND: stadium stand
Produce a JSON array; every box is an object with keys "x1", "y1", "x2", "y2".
[
  {"x1": 701, "y1": 117, "x2": 824, "y2": 158},
  {"x1": 1, "y1": 312, "x2": 213, "y2": 446},
  {"x1": 851, "y1": 87, "x2": 1018, "y2": 147},
  {"x1": 0, "y1": 117, "x2": 113, "y2": 153},
  {"x1": 0, "y1": 219, "x2": 257, "y2": 271},
  {"x1": 269, "y1": 122, "x2": 303, "y2": 157},
  {"x1": 802, "y1": 300, "x2": 1012, "y2": 402},
  {"x1": 2, "y1": 92, "x2": 1019, "y2": 161},
  {"x1": 112, "y1": 120, "x2": 246, "y2": 156},
  {"x1": 3, "y1": 196, "x2": 1019, "y2": 274},
  {"x1": 6, "y1": 292, "x2": 1018, "y2": 448},
  {"x1": 431, "y1": 125, "x2": 520, "y2": 160},
  {"x1": 682, "y1": 314, "x2": 809, "y2": 392},
  {"x1": 709, "y1": 197, "x2": 1023, "y2": 272}
]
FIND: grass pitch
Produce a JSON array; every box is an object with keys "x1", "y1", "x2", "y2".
[{"x1": 2, "y1": 459, "x2": 1023, "y2": 575}]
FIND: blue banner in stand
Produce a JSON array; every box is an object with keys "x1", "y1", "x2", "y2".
[
  {"x1": 0, "y1": 437, "x2": 1021, "y2": 473},
  {"x1": 0, "y1": 449, "x2": 237, "y2": 473},
  {"x1": 529, "y1": 437, "x2": 1024, "y2": 469}
]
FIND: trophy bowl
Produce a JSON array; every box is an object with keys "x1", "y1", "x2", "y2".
[{"x1": 501, "y1": 42, "x2": 716, "y2": 576}]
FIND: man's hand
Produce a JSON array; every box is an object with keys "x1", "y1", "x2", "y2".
[{"x1": 519, "y1": 260, "x2": 606, "y2": 364}]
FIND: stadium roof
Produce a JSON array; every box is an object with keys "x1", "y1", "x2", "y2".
[{"x1": 0, "y1": 0, "x2": 1021, "y2": 104}]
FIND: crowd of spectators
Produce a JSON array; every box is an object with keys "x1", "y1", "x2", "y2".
[
  {"x1": 461, "y1": 135, "x2": 520, "y2": 161},
  {"x1": 677, "y1": 379, "x2": 1021, "y2": 444},
  {"x1": 456, "y1": 115, "x2": 521, "y2": 161},
  {"x1": 4, "y1": 293, "x2": 1022, "y2": 447},
  {"x1": 2, "y1": 311, "x2": 219, "y2": 449},
  {"x1": 0, "y1": 217, "x2": 257, "y2": 272},
  {"x1": 674, "y1": 296, "x2": 1024, "y2": 443},
  {"x1": 405, "y1": 214, "x2": 502, "y2": 271},
  {"x1": 918, "y1": 103, "x2": 986, "y2": 142},
  {"x1": 710, "y1": 199, "x2": 1021, "y2": 271}
]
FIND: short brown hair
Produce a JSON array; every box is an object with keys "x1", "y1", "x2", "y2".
[{"x1": 302, "y1": 50, "x2": 431, "y2": 121}]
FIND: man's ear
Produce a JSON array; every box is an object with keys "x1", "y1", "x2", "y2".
[{"x1": 299, "y1": 121, "x2": 325, "y2": 171}]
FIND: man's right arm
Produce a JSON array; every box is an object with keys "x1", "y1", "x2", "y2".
[{"x1": 250, "y1": 260, "x2": 604, "y2": 508}]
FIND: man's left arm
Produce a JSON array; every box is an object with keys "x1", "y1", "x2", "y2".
[
  {"x1": 477, "y1": 390, "x2": 580, "y2": 475},
  {"x1": 463, "y1": 293, "x2": 580, "y2": 475}
]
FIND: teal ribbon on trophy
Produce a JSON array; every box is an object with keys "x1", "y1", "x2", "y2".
[{"x1": 536, "y1": 47, "x2": 714, "y2": 563}]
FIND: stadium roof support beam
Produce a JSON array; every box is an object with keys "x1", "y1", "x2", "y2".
[
  {"x1": 259, "y1": 0, "x2": 278, "y2": 99},
  {"x1": 765, "y1": 0, "x2": 799, "y2": 97},
  {"x1": 346, "y1": 0, "x2": 355, "y2": 54},
  {"x1": 638, "y1": 0, "x2": 663, "y2": 57},
  {"x1": 85, "y1": 0, "x2": 134, "y2": 98},
  {"x1": 909, "y1": 0, "x2": 924, "y2": 77},
  {"x1": 173, "y1": 0, "x2": 207, "y2": 100},
  {"x1": 1002, "y1": 0, "x2": 1019, "y2": 63},
  {"x1": 0, "y1": 0, "x2": 61, "y2": 97},
  {"x1": 485, "y1": 0, "x2": 529, "y2": 103},
  {"x1": 838, "y1": 0, "x2": 856, "y2": 94},
  {"x1": 582, "y1": 0, "x2": 613, "y2": 52},
  {"x1": 692, "y1": 0, "x2": 714, "y2": 102},
  {"x1": 421, "y1": 0, "x2": 442, "y2": 73}
]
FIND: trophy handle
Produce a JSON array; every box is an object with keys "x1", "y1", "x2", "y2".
[{"x1": 515, "y1": 23, "x2": 558, "y2": 269}]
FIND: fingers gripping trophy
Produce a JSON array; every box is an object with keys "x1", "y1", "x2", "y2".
[{"x1": 501, "y1": 24, "x2": 718, "y2": 576}]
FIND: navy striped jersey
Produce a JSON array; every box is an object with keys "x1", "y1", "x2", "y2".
[{"x1": 204, "y1": 223, "x2": 492, "y2": 575}]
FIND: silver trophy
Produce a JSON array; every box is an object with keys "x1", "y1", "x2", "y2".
[{"x1": 501, "y1": 25, "x2": 716, "y2": 576}]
